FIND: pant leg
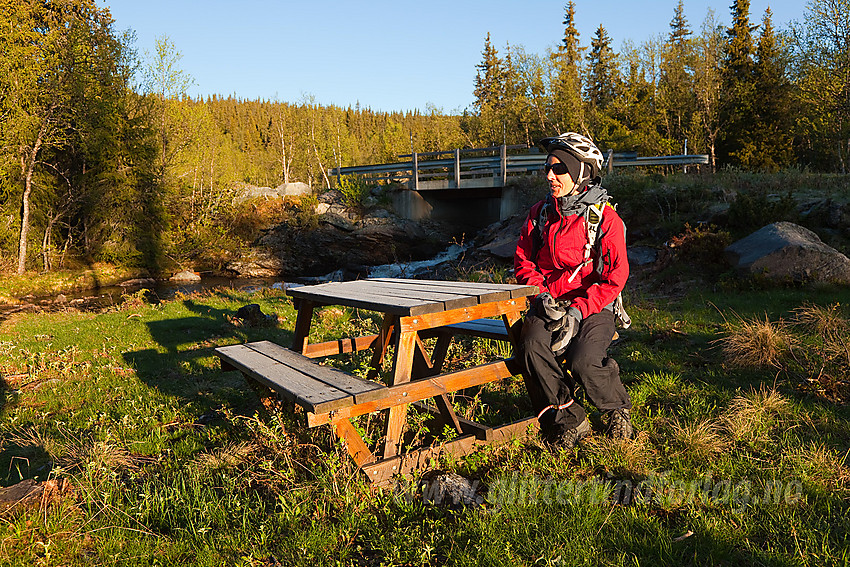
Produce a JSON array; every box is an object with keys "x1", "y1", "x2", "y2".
[
  {"x1": 564, "y1": 310, "x2": 631, "y2": 412},
  {"x1": 520, "y1": 312, "x2": 586, "y2": 429}
]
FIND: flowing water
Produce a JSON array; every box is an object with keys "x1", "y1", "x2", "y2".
[{"x1": 2, "y1": 243, "x2": 469, "y2": 319}]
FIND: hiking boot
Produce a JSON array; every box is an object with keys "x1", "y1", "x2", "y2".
[
  {"x1": 543, "y1": 419, "x2": 592, "y2": 450},
  {"x1": 606, "y1": 408, "x2": 633, "y2": 440}
]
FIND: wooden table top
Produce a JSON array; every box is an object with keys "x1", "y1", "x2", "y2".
[{"x1": 286, "y1": 278, "x2": 538, "y2": 317}]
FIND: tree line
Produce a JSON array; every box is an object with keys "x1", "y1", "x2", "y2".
[
  {"x1": 0, "y1": 0, "x2": 846, "y2": 275},
  {"x1": 471, "y1": 0, "x2": 848, "y2": 172}
]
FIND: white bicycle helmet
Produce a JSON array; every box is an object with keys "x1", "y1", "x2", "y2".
[{"x1": 538, "y1": 132, "x2": 605, "y2": 182}]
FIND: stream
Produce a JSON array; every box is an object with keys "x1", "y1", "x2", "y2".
[{"x1": 1, "y1": 243, "x2": 469, "y2": 319}]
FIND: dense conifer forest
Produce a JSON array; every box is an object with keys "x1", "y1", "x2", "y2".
[{"x1": 1, "y1": 0, "x2": 847, "y2": 275}]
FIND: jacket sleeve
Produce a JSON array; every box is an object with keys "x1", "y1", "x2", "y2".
[
  {"x1": 513, "y1": 205, "x2": 548, "y2": 294},
  {"x1": 570, "y1": 207, "x2": 629, "y2": 319}
]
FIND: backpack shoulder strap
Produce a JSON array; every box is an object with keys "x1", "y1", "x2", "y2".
[{"x1": 590, "y1": 198, "x2": 632, "y2": 329}]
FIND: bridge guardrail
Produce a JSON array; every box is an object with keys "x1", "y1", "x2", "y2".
[{"x1": 328, "y1": 145, "x2": 709, "y2": 190}]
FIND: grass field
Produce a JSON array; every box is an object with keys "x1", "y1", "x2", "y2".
[{"x1": 1, "y1": 277, "x2": 849, "y2": 566}]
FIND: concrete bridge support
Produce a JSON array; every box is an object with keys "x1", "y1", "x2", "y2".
[{"x1": 391, "y1": 186, "x2": 523, "y2": 230}]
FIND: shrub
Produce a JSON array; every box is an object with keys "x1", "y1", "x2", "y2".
[
  {"x1": 667, "y1": 223, "x2": 732, "y2": 265},
  {"x1": 230, "y1": 198, "x2": 289, "y2": 242},
  {"x1": 727, "y1": 189, "x2": 798, "y2": 233},
  {"x1": 336, "y1": 175, "x2": 372, "y2": 211}
]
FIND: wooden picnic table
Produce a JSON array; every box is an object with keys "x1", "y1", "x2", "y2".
[{"x1": 285, "y1": 277, "x2": 538, "y2": 483}]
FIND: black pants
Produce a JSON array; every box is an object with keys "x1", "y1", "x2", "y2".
[{"x1": 520, "y1": 309, "x2": 631, "y2": 430}]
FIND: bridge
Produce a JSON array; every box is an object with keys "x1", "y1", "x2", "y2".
[
  {"x1": 328, "y1": 146, "x2": 709, "y2": 228},
  {"x1": 329, "y1": 145, "x2": 710, "y2": 191}
]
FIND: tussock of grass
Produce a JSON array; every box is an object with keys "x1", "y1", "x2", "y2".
[
  {"x1": 721, "y1": 386, "x2": 789, "y2": 442},
  {"x1": 582, "y1": 431, "x2": 657, "y2": 477},
  {"x1": 794, "y1": 302, "x2": 850, "y2": 364},
  {"x1": 192, "y1": 441, "x2": 257, "y2": 472},
  {"x1": 719, "y1": 314, "x2": 795, "y2": 368},
  {"x1": 61, "y1": 440, "x2": 136, "y2": 474},
  {"x1": 790, "y1": 443, "x2": 850, "y2": 490},
  {"x1": 631, "y1": 371, "x2": 695, "y2": 412},
  {"x1": 669, "y1": 417, "x2": 728, "y2": 461}
]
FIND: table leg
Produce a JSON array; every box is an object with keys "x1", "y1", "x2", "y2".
[
  {"x1": 333, "y1": 418, "x2": 375, "y2": 467},
  {"x1": 502, "y1": 311, "x2": 524, "y2": 348},
  {"x1": 367, "y1": 315, "x2": 397, "y2": 381},
  {"x1": 426, "y1": 332, "x2": 454, "y2": 377},
  {"x1": 292, "y1": 300, "x2": 316, "y2": 354},
  {"x1": 411, "y1": 333, "x2": 436, "y2": 378},
  {"x1": 383, "y1": 329, "x2": 417, "y2": 458},
  {"x1": 434, "y1": 393, "x2": 464, "y2": 435}
]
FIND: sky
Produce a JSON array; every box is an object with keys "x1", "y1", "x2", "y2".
[{"x1": 100, "y1": 0, "x2": 807, "y2": 114}]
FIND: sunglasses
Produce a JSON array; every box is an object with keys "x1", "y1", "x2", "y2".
[{"x1": 544, "y1": 162, "x2": 570, "y2": 175}]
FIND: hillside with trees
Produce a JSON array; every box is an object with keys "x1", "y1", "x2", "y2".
[{"x1": 1, "y1": 0, "x2": 848, "y2": 278}]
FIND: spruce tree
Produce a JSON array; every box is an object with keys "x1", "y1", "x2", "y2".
[
  {"x1": 658, "y1": 0, "x2": 696, "y2": 151},
  {"x1": 551, "y1": 1, "x2": 586, "y2": 133},
  {"x1": 586, "y1": 24, "x2": 619, "y2": 109},
  {"x1": 748, "y1": 9, "x2": 794, "y2": 170},
  {"x1": 718, "y1": 0, "x2": 757, "y2": 167},
  {"x1": 473, "y1": 33, "x2": 506, "y2": 145}
]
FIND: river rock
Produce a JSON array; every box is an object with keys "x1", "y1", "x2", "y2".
[
  {"x1": 724, "y1": 221, "x2": 850, "y2": 283},
  {"x1": 118, "y1": 277, "x2": 156, "y2": 288},
  {"x1": 225, "y1": 250, "x2": 286, "y2": 277},
  {"x1": 169, "y1": 270, "x2": 202, "y2": 283},
  {"x1": 628, "y1": 246, "x2": 659, "y2": 266},
  {"x1": 256, "y1": 214, "x2": 450, "y2": 278},
  {"x1": 473, "y1": 215, "x2": 525, "y2": 259}
]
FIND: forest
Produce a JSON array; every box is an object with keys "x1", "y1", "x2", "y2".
[{"x1": 1, "y1": 0, "x2": 848, "y2": 276}]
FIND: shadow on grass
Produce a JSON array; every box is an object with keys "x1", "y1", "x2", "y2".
[
  {"x1": 0, "y1": 371, "x2": 7, "y2": 416},
  {"x1": 121, "y1": 298, "x2": 294, "y2": 413}
]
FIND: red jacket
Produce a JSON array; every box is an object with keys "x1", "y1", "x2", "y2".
[{"x1": 514, "y1": 193, "x2": 629, "y2": 320}]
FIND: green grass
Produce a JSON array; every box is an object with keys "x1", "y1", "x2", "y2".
[{"x1": 1, "y1": 283, "x2": 849, "y2": 566}]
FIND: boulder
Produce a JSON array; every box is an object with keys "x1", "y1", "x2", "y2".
[
  {"x1": 233, "y1": 182, "x2": 312, "y2": 203},
  {"x1": 118, "y1": 277, "x2": 156, "y2": 288},
  {"x1": 225, "y1": 250, "x2": 285, "y2": 277},
  {"x1": 277, "y1": 182, "x2": 310, "y2": 196},
  {"x1": 724, "y1": 221, "x2": 850, "y2": 283},
  {"x1": 474, "y1": 215, "x2": 525, "y2": 260},
  {"x1": 233, "y1": 303, "x2": 277, "y2": 327},
  {"x1": 169, "y1": 270, "x2": 201, "y2": 283},
  {"x1": 256, "y1": 215, "x2": 449, "y2": 278},
  {"x1": 628, "y1": 246, "x2": 659, "y2": 266}
]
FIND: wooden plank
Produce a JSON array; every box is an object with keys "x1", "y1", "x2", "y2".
[
  {"x1": 307, "y1": 357, "x2": 524, "y2": 427},
  {"x1": 502, "y1": 312, "x2": 524, "y2": 346},
  {"x1": 245, "y1": 341, "x2": 386, "y2": 404},
  {"x1": 368, "y1": 278, "x2": 509, "y2": 302},
  {"x1": 216, "y1": 344, "x2": 354, "y2": 414},
  {"x1": 369, "y1": 278, "x2": 538, "y2": 299},
  {"x1": 384, "y1": 330, "x2": 418, "y2": 458},
  {"x1": 301, "y1": 334, "x2": 380, "y2": 359},
  {"x1": 336, "y1": 280, "x2": 479, "y2": 311},
  {"x1": 361, "y1": 416, "x2": 538, "y2": 485},
  {"x1": 447, "y1": 318, "x2": 510, "y2": 340},
  {"x1": 399, "y1": 298, "x2": 526, "y2": 333},
  {"x1": 287, "y1": 284, "x2": 438, "y2": 316}
]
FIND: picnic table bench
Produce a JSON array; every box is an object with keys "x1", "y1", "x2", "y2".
[{"x1": 215, "y1": 278, "x2": 538, "y2": 485}]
